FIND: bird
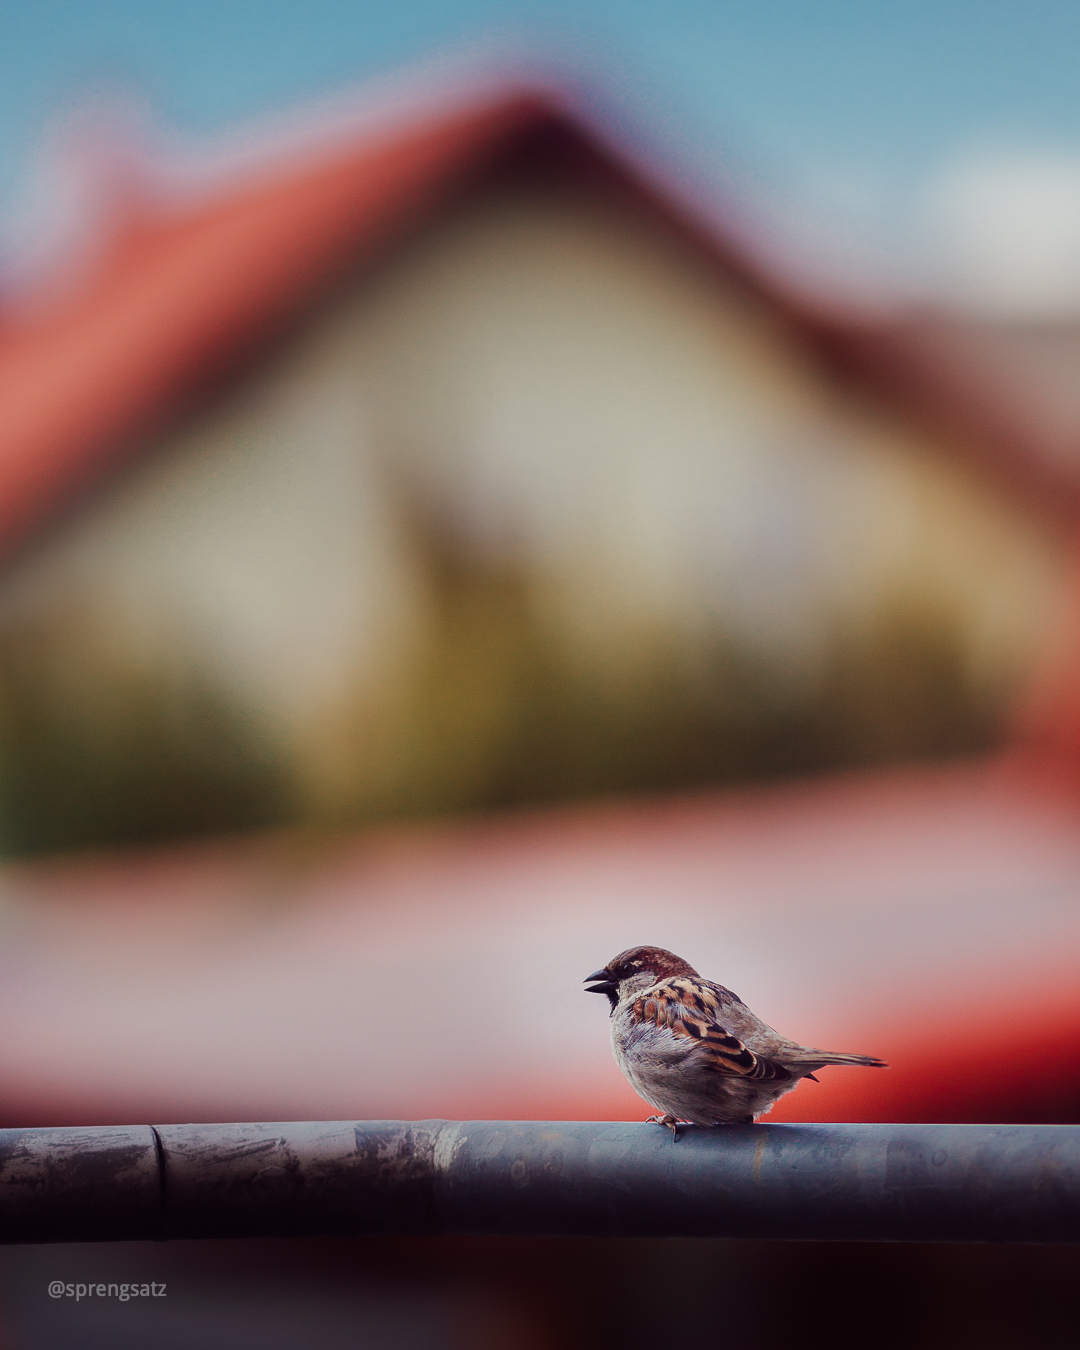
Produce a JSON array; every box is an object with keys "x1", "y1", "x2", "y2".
[{"x1": 584, "y1": 944, "x2": 886, "y2": 1139}]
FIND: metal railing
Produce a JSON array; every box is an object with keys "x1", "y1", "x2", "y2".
[{"x1": 1, "y1": 1120, "x2": 1078, "y2": 1244}]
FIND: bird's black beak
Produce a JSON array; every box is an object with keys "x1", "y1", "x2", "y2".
[{"x1": 584, "y1": 968, "x2": 617, "y2": 995}]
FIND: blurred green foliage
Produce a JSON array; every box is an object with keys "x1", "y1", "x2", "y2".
[
  {"x1": 0, "y1": 613, "x2": 290, "y2": 856},
  {"x1": 0, "y1": 518, "x2": 995, "y2": 858}
]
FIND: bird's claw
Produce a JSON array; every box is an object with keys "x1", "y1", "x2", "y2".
[{"x1": 646, "y1": 1113, "x2": 682, "y2": 1142}]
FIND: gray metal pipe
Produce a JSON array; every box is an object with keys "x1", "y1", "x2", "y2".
[{"x1": 0, "y1": 1120, "x2": 1078, "y2": 1244}]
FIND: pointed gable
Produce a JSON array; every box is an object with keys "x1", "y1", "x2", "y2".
[{"x1": 0, "y1": 95, "x2": 553, "y2": 554}]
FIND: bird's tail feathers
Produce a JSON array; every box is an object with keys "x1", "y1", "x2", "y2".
[{"x1": 793, "y1": 1050, "x2": 888, "y2": 1069}]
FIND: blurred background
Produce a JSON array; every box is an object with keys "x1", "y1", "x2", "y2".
[{"x1": 3, "y1": 1, "x2": 1080, "y2": 1346}]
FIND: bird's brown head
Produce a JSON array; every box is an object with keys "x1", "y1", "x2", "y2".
[{"x1": 584, "y1": 945, "x2": 698, "y2": 1012}]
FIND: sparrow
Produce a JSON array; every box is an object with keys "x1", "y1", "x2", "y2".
[{"x1": 585, "y1": 945, "x2": 886, "y2": 1138}]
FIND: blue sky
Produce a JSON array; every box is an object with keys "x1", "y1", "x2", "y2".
[{"x1": 5, "y1": 1, "x2": 1080, "y2": 311}]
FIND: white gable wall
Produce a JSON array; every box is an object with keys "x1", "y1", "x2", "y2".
[{"x1": 0, "y1": 173, "x2": 1064, "y2": 838}]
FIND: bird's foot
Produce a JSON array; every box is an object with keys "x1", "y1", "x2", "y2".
[{"x1": 646, "y1": 1113, "x2": 683, "y2": 1142}]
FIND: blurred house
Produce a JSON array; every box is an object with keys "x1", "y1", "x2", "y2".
[
  {"x1": 0, "y1": 89, "x2": 1069, "y2": 856},
  {"x1": 0, "y1": 83, "x2": 1079, "y2": 1139}
]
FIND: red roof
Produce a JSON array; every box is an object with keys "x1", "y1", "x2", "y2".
[
  {"x1": 0, "y1": 94, "x2": 556, "y2": 553},
  {"x1": 3, "y1": 87, "x2": 1080, "y2": 563}
]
